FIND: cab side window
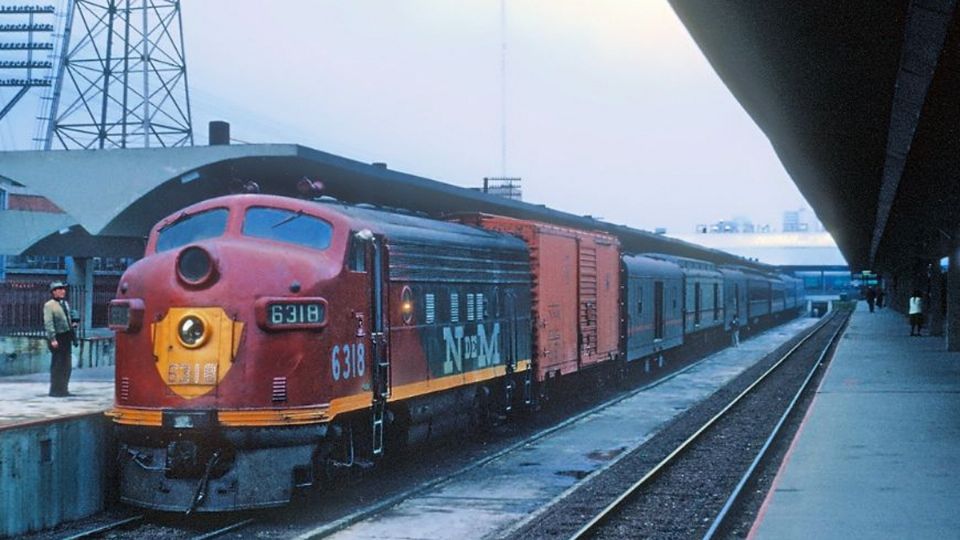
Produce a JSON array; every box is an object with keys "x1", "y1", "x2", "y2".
[{"x1": 348, "y1": 235, "x2": 366, "y2": 272}]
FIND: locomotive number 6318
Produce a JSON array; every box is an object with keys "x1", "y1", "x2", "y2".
[
  {"x1": 270, "y1": 302, "x2": 324, "y2": 325},
  {"x1": 254, "y1": 297, "x2": 328, "y2": 330}
]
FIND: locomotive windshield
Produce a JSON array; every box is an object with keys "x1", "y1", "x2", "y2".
[
  {"x1": 156, "y1": 208, "x2": 229, "y2": 253},
  {"x1": 242, "y1": 207, "x2": 333, "y2": 250}
]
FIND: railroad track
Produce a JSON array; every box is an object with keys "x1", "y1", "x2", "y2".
[
  {"x1": 564, "y1": 309, "x2": 850, "y2": 539},
  {"x1": 285, "y1": 318, "x2": 826, "y2": 540},
  {"x1": 61, "y1": 515, "x2": 144, "y2": 540},
  {"x1": 62, "y1": 513, "x2": 255, "y2": 540}
]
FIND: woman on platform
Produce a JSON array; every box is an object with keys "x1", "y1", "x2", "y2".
[{"x1": 909, "y1": 290, "x2": 924, "y2": 336}]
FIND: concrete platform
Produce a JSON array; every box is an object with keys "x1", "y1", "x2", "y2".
[
  {"x1": 0, "y1": 365, "x2": 114, "y2": 427},
  {"x1": 750, "y1": 302, "x2": 960, "y2": 539}
]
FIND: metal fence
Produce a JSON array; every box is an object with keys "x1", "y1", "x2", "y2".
[
  {"x1": 0, "y1": 280, "x2": 118, "y2": 336},
  {"x1": 0, "y1": 281, "x2": 47, "y2": 337}
]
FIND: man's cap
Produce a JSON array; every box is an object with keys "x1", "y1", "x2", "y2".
[{"x1": 49, "y1": 281, "x2": 67, "y2": 291}]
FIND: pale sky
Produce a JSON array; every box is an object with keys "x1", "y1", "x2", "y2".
[{"x1": 0, "y1": 0, "x2": 812, "y2": 234}]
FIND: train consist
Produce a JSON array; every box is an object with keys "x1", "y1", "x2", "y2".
[{"x1": 107, "y1": 193, "x2": 804, "y2": 512}]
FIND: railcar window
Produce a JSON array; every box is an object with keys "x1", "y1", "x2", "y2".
[
  {"x1": 242, "y1": 207, "x2": 332, "y2": 250},
  {"x1": 156, "y1": 208, "x2": 229, "y2": 253}
]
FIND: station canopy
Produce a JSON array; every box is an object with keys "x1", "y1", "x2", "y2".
[
  {"x1": 0, "y1": 144, "x2": 772, "y2": 270},
  {"x1": 670, "y1": 1, "x2": 960, "y2": 273}
]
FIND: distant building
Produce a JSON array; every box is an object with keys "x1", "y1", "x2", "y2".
[
  {"x1": 782, "y1": 207, "x2": 823, "y2": 232},
  {"x1": 713, "y1": 220, "x2": 739, "y2": 233},
  {"x1": 696, "y1": 216, "x2": 761, "y2": 234},
  {"x1": 696, "y1": 208, "x2": 821, "y2": 235}
]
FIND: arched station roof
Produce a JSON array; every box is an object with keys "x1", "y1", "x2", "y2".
[{"x1": 0, "y1": 144, "x2": 772, "y2": 270}]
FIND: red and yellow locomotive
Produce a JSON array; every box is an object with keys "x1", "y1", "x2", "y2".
[
  {"x1": 107, "y1": 191, "x2": 803, "y2": 513},
  {"x1": 108, "y1": 194, "x2": 533, "y2": 511}
]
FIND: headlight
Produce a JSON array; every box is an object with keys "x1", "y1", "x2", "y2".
[
  {"x1": 177, "y1": 315, "x2": 208, "y2": 347},
  {"x1": 177, "y1": 246, "x2": 217, "y2": 286}
]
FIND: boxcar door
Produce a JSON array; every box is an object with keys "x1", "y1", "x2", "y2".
[{"x1": 578, "y1": 242, "x2": 599, "y2": 364}]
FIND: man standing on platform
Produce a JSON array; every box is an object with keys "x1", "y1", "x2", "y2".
[{"x1": 43, "y1": 281, "x2": 78, "y2": 397}]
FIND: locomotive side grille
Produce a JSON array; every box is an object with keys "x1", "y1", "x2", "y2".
[
  {"x1": 272, "y1": 377, "x2": 288, "y2": 403},
  {"x1": 120, "y1": 377, "x2": 131, "y2": 402},
  {"x1": 425, "y1": 293, "x2": 435, "y2": 323},
  {"x1": 450, "y1": 293, "x2": 459, "y2": 323}
]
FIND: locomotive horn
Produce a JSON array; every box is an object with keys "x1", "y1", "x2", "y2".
[
  {"x1": 297, "y1": 177, "x2": 325, "y2": 197},
  {"x1": 229, "y1": 179, "x2": 260, "y2": 194}
]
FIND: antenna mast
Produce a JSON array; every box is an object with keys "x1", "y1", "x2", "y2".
[
  {"x1": 483, "y1": 0, "x2": 522, "y2": 201},
  {"x1": 500, "y1": 0, "x2": 507, "y2": 178}
]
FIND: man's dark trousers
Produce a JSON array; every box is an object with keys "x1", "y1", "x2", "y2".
[{"x1": 49, "y1": 330, "x2": 72, "y2": 396}]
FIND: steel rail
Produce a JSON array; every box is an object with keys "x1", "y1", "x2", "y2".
[
  {"x1": 58, "y1": 512, "x2": 252, "y2": 540},
  {"x1": 190, "y1": 517, "x2": 256, "y2": 540},
  {"x1": 702, "y1": 311, "x2": 849, "y2": 539},
  {"x1": 60, "y1": 515, "x2": 144, "y2": 540},
  {"x1": 568, "y1": 310, "x2": 845, "y2": 540}
]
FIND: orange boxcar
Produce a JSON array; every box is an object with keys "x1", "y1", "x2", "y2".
[{"x1": 453, "y1": 214, "x2": 621, "y2": 381}]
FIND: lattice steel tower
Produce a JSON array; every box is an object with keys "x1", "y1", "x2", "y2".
[
  {"x1": 0, "y1": 4, "x2": 55, "y2": 123},
  {"x1": 42, "y1": 0, "x2": 193, "y2": 149}
]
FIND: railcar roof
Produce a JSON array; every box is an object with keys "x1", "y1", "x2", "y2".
[
  {"x1": 622, "y1": 254, "x2": 684, "y2": 279},
  {"x1": 639, "y1": 253, "x2": 726, "y2": 281},
  {"x1": 639, "y1": 253, "x2": 716, "y2": 269}
]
